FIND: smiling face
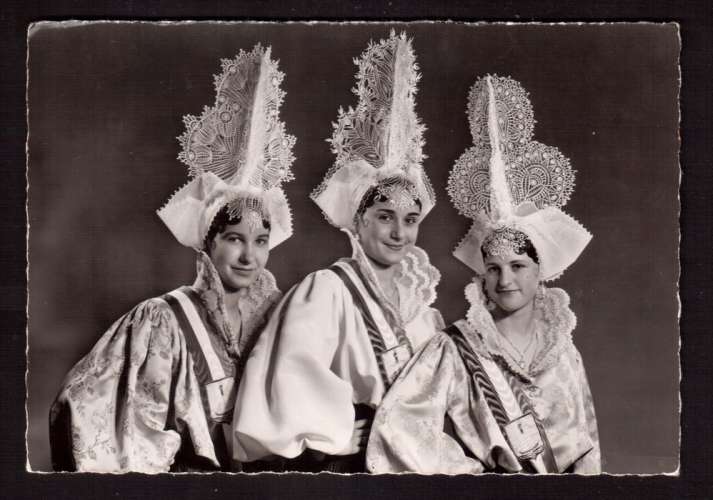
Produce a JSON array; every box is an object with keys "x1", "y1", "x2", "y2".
[
  {"x1": 356, "y1": 196, "x2": 422, "y2": 269},
  {"x1": 207, "y1": 214, "x2": 270, "y2": 293},
  {"x1": 483, "y1": 247, "x2": 540, "y2": 315}
]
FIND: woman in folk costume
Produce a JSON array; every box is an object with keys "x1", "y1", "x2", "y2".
[
  {"x1": 232, "y1": 31, "x2": 443, "y2": 473},
  {"x1": 367, "y1": 75, "x2": 601, "y2": 474},
  {"x1": 49, "y1": 45, "x2": 296, "y2": 473}
]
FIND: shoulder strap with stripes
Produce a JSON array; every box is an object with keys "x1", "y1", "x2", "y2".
[
  {"x1": 445, "y1": 323, "x2": 558, "y2": 473},
  {"x1": 444, "y1": 324, "x2": 512, "y2": 431},
  {"x1": 162, "y1": 287, "x2": 236, "y2": 423},
  {"x1": 329, "y1": 263, "x2": 412, "y2": 388},
  {"x1": 343, "y1": 260, "x2": 411, "y2": 347}
]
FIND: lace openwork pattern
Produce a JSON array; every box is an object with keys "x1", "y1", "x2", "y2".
[
  {"x1": 310, "y1": 31, "x2": 437, "y2": 236},
  {"x1": 447, "y1": 75, "x2": 575, "y2": 219},
  {"x1": 468, "y1": 75, "x2": 535, "y2": 152},
  {"x1": 462, "y1": 279, "x2": 576, "y2": 378},
  {"x1": 327, "y1": 30, "x2": 425, "y2": 172},
  {"x1": 177, "y1": 45, "x2": 296, "y2": 190},
  {"x1": 312, "y1": 31, "x2": 429, "y2": 205}
]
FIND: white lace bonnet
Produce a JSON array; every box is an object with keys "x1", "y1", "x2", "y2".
[
  {"x1": 311, "y1": 30, "x2": 435, "y2": 231},
  {"x1": 447, "y1": 75, "x2": 591, "y2": 281},
  {"x1": 158, "y1": 45, "x2": 296, "y2": 250}
]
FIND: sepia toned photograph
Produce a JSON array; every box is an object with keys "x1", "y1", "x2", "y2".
[{"x1": 26, "y1": 21, "x2": 680, "y2": 475}]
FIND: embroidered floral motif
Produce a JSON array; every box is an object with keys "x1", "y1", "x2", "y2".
[
  {"x1": 50, "y1": 251, "x2": 281, "y2": 472},
  {"x1": 50, "y1": 298, "x2": 187, "y2": 471},
  {"x1": 366, "y1": 333, "x2": 488, "y2": 474}
]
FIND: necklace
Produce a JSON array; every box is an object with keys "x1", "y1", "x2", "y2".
[{"x1": 499, "y1": 320, "x2": 538, "y2": 370}]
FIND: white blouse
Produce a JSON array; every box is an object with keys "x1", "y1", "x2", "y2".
[{"x1": 232, "y1": 234, "x2": 443, "y2": 462}]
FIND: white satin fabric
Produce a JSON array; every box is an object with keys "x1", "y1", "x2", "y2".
[{"x1": 232, "y1": 240, "x2": 443, "y2": 462}]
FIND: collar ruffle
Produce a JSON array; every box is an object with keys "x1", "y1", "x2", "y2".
[
  {"x1": 462, "y1": 279, "x2": 576, "y2": 379},
  {"x1": 343, "y1": 229, "x2": 440, "y2": 325},
  {"x1": 193, "y1": 251, "x2": 281, "y2": 357}
]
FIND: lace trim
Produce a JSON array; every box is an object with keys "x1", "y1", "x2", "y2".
[
  {"x1": 193, "y1": 251, "x2": 281, "y2": 358},
  {"x1": 462, "y1": 279, "x2": 576, "y2": 378},
  {"x1": 393, "y1": 246, "x2": 441, "y2": 323},
  {"x1": 343, "y1": 229, "x2": 440, "y2": 325},
  {"x1": 238, "y1": 268, "x2": 281, "y2": 354}
]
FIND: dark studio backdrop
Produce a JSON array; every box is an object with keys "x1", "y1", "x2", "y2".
[{"x1": 26, "y1": 22, "x2": 679, "y2": 473}]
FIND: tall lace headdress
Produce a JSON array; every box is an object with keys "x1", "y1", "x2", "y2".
[
  {"x1": 311, "y1": 30, "x2": 435, "y2": 231},
  {"x1": 158, "y1": 45, "x2": 296, "y2": 250},
  {"x1": 447, "y1": 75, "x2": 591, "y2": 280}
]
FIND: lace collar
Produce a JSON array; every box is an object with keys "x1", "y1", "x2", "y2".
[
  {"x1": 193, "y1": 251, "x2": 281, "y2": 357},
  {"x1": 342, "y1": 229, "x2": 440, "y2": 325},
  {"x1": 462, "y1": 279, "x2": 576, "y2": 379}
]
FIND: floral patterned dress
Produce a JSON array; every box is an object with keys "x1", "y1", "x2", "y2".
[
  {"x1": 366, "y1": 281, "x2": 601, "y2": 474},
  {"x1": 49, "y1": 251, "x2": 281, "y2": 473}
]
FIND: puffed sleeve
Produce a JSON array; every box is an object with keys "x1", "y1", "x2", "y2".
[
  {"x1": 232, "y1": 270, "x2": 357, "y2": 461},
  {"x1": 367, "y1": 332, "x2": 490, "y2": 474},
  {"x1": 571, "y1": 350, "x2": 602, "y2": 474},
  {"x1": 49, "y1": 298, "x2": 214, "y2": 473}
]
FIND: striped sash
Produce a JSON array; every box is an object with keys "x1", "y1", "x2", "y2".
[
  {"x1": 162, "y1": 287, "x2": 236, "y2": 424},
  {"x1": 445, "y1": 323, "x2": 558, "y2": 473},
  {"x1": 329, "y1": 261, "x2": 412, "y2": 388}
]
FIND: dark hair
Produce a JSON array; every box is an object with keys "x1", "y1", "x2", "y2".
[
  {"x1": 518, "y1": 239, "x2": 539, "y2": 264},
  {"x1": 480, "y1": 229, "x2": 540, "y2": 264},
  {"x1": 355, "y1": 176, "x2": 423, "y2": 219},
  {"x1": 203, "y1": 205, "x2": 271, "y2": 253}
]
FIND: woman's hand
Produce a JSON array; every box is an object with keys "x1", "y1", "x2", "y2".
[{"x1": 336, "y1": 418, "x2": 372, "y2": 456}]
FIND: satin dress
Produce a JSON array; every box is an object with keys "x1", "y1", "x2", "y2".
[
  {"x1": 366, "y1": 281, "x2": 601, "y2": 474},
  {"x1": 49, "y1": 252, "x2": 281, "y2": 473}
]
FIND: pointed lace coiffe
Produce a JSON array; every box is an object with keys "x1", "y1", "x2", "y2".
[
  {"x1": 311, "y1": 30, "x2": 435, "y2": 231},
  {"x1": 158, "y1": 45, "x2": 296, "y2": 250}
]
